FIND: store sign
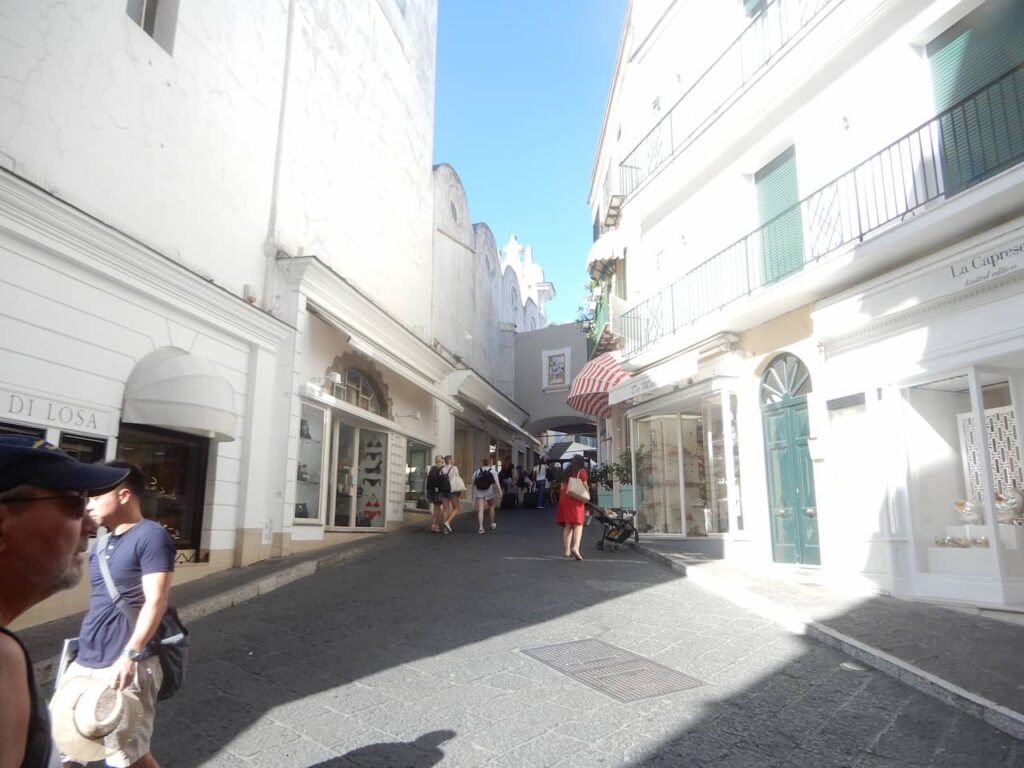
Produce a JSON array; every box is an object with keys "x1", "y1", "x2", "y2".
[
  {"x1": 608, "y1": 351, "x2": 698, "y2": 406},
  {"x1": 946, "y1": 241, "x2": 1024, "y2": 290},
  {"x1": 1, "y1": 389, "x2": 110, "y2": 436}
]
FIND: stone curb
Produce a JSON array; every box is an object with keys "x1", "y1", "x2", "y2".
[
  {"x1": 33, "y1": 518, "x2": 432, "y2": 688},
  {"x1": 631, "y1": 542, "x2": 1024, "y2": 743}
]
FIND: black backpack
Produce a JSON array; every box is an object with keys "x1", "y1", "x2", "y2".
[
  {"x1": 426, "y1": 466, "x2": 442, "y2": 493},
  {"x1": 436, "y1": 468, "x2": 451, "y2": 494},
  {"x1": 474, "y1": 468, "x2": 493, "y2": 491}
]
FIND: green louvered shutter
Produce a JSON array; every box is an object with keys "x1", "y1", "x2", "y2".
[
  {"x1": 928, "y1": 0, "x2": 1024, "y2": 194},
  {"x1": 756, "y1": 146, "x2": 803, "y2": 286},
  {"x1": 743, "y1": 0, "x2": 766, "y2": 17}
]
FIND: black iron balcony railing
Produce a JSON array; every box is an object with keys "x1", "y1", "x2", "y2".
[
  {"x1": 619, "y1": 0, "x2": 838, "y2": 199},
  {"x1": 621, "y1": 63, "x2": 1024, "y2": 357}
]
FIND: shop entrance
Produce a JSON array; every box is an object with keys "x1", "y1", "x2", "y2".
[{"x1": 761, "y1": 354, "x2": 820, "y2": 565}]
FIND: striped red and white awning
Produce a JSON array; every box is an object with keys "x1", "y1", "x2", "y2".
[{"x1": 567, "y1": 352, "x2": 629, "y2": 419}]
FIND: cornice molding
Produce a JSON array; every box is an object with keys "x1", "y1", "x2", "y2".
[
  {"x1": 821, "y1": 269, "x2": 1024, "y2": 358},
  {"x1": 0, "y1": 170, "x2": 292, "y2": 349},
  {"x1": 286, "y1": 256, "x2": 454, "y2": 386}
]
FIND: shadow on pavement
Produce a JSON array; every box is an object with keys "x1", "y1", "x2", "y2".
[
  {"x1": 307, "y1": 729, "x2": 455, "y2": 767},
  {"x1": 148, "y1": 507, "x2": 1024, "y2": 767}
]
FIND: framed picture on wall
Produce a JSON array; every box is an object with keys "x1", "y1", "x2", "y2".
[{"x1": 542, "y1": 348, "x2": 571, "y2": 391}]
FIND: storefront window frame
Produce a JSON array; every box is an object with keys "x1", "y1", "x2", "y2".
[{"x1": 116, "y1": 423, "x2": 209, "y2": 550}]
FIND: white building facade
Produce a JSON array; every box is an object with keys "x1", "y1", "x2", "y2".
[
  {"x1": 0, "y1": 1, "x2": 552, "y2": 628},
  {"x1": 588, "y1": 0, "x2": 1024, "y2": 606}
]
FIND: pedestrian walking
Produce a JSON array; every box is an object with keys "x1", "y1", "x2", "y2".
[
  {"x1": 472, "y1": 456, "x2": 500, "y2": 534},
  {"x1": 425, "y1": 455, "x2": 448, "y2": 533},
  {"x1": 557, "y1": 455, "x2": 588, "y2": 561},
  {"x1": 0, "y1": 436, "x2": 128, "y2": 768},
  {"x1": 53, "y1": 461, "x2": 175, "y2": 768},
  {"x1": 440, "y1": 456, "x2": 463, "y2": 534},
  {"x1": 515, "y1": 465, "x2": 528, "y2": 506},
  {"x1": 534, "y1": 463, "x2": 547, "y2": 509}
]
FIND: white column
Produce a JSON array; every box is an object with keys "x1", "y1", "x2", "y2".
[
  {"x1": 234, "y1": 344, "x2": 280, "y2": 566},
  {"x1": 628, "y1": 416, "x2": 638, "y2": 512},
  {"x1": 675, "y1": 413, "x2": 686, "y2": 534},
  {"x1": 968, "y1": 366, "x2": 1005, "y2": 575},
  {"x1": 721, "y1": 390, "x2": 738, "y2": 535}
]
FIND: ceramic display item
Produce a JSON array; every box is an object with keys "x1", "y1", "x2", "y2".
[
  {"x1": 995, "y1": 488, "x2": 1023, "y2": 524},
  {"x1": 953, "y1": 498, "x2": 983, "y2": 524}
]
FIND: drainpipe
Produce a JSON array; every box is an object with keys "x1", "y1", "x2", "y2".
[{"x1": 263, "y1": 0, "x2": 298, "y2": 314}]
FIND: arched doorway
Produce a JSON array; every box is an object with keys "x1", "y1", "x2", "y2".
[{"x1": 761, "y1": 353, "x2": 820, "y2": 565}]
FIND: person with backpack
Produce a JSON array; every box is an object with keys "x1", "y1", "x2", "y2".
[
  {"x1": 425, "y1": 455, "x2": 449, "y2": 533},
  {"x1": 472, "y1": 455, "x2": 500, "y2": 534}
]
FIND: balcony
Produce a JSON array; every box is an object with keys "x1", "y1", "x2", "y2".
[
  {"x1": 589, "y1": 291, "x2": 628, "y2": 357},
  {"x1": 619, "y1": 0, "x2": 838, "y2": 200},
  {"x1": 621, "y1": 63, "x2": 1024, "y2": 358}
]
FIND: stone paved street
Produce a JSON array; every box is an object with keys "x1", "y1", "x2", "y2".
[{"x1": 151, "y1": 509, "x2": 1024, "y2": 767}]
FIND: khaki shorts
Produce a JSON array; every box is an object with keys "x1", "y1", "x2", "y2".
[{"x1": 59, "y1": 656, "x2": 162, "y2": 767}]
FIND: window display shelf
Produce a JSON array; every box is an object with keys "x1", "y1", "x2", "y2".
[{"x1": 942, "y1": 524, "x2": 1024, "y2": 551}]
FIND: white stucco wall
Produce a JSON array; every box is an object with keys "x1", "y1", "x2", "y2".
[
  {"x1": 273, "y1": 0, "x2": 438, "y2": 339},
  {"x1": 0, "y1": 0, "x2": 284, "y2": 298},
  {"x1": 431, "y1": 164, "x2": 550, "y2": 397}
]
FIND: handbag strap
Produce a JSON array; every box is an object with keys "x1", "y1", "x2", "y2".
[{"x1": 96, "y1": 531, "x2": 140, "y2": 625}]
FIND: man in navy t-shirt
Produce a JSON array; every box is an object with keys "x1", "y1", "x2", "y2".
[{"x1": 57, "y1": 462, "x2": 175, "y2": 768}]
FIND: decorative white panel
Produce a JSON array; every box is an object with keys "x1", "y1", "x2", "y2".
[
  {"x1": 958, "y1": 407, "x2": 1023, "y2": 498},
  {"x1": 389, "y1": 434, "x2": 407, "y2": 518}
]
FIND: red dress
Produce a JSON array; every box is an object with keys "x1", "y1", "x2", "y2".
[{"x1": 556, "y1": 469, "x2": 587, "y2": 526}]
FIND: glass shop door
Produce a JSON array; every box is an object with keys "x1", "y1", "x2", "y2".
[{"x1": 327, "y1": 418, "x2": 388, "y2": 529}]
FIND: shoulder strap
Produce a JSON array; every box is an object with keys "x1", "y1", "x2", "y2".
[{"x1": 96, "y1": 532, "x2": 140, "y2": 624}]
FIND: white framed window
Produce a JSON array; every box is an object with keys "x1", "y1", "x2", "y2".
[
  {"x1": 542, "y1": 347, "x2": 571, "y2": 391},
  {"x1": 126, "y1": 0, "x2": 179, "y2": 54}
]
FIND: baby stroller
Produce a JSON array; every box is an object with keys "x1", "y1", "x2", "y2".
[{"x1": 586, "y1": 502, "x2": 639, "y2": 552}]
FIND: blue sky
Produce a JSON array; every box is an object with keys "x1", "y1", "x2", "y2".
[{"x1": 433, "y1": 1, "x2": 627, "y2": 325}]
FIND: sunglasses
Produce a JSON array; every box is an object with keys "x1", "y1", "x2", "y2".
[{"x1": 1, "y1": 494, "x2": 88, "y2": 517}]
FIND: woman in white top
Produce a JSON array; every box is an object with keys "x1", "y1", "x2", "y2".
[
  {"x1": 471, "y1": 455, "x2": 501, "y2": 534},
  {"x1": 440, "y1": 455, "x2": 462, "y2": 534}
]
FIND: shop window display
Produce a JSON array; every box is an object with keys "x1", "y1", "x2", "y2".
[
  {"x1": 0, "y1": 420, "x2": 45, "y2": 438},
  {"x1": 296, "y1": 403, "x2": 328, "y2": 522},
  {"x1": 632, "y1": 392, "x2": 741, "y2": 535},
  {"x1": 357, "y1": 429, "x2": 387, "y2": 527},
  {"x1": 59, "y1": 433, "x2": 107, "y2": 465},
  {"x1": 406, "y1": 440, "x2": 430, "y2": 504},
  {"x1": 117, "y1": 424, "x2": 209, "y2": 550},
  {"x1": 904, "y1": 377, "x2": 1024, "y2": 578}
]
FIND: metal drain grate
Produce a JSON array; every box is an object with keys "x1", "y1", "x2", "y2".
[{"x1": 521, "y1": 639, "x2": 703, "y2": 702}]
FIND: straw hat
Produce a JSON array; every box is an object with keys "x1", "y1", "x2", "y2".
[{"x1": 50, "y1": 676, "x2": 142, "y2": 762}]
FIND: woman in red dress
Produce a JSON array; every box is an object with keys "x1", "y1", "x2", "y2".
[{"x1": 557, "y1": 455, "x2": 588, "y2": 560}]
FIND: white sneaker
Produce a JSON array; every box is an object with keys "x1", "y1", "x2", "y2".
[{"x1": 490, "y1": 523, "x2": 497, "y2": 530}]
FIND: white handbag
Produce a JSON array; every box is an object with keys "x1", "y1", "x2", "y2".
[
  {"x1": 566, "y1": 475, "x2": 590, "y2": 503},
  {"x1": 447, "y1": 468, "x2": 466, "y2": 493}
]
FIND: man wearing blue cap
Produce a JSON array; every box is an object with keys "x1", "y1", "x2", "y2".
[{"x1": 0, "y1": 435, "x2": 129, "y2": 768}]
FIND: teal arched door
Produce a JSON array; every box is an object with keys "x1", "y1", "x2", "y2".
[{"x1": 761, "y1": 354, "x2": 820, "y2": 565}]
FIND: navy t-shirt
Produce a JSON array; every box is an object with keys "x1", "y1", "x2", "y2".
[{"x1": 77, "y1": 519, "x2": 176, "y2": 668}]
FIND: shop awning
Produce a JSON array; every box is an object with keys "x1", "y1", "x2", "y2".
[
  {"x1": 586, "y1": 226, "x2": 633, "y2": 279},
  {"x1": 567, "y1": 352, "x2": 630, "y2": 418},
  {"x1": 485, "y1": 405, "x2": 543, "y2": 449},
  {"x1": 122, "y1": 348, "x2": 236, "y2": 442}
]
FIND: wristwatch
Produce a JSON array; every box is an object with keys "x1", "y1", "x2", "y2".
[{"x1": 123, "y1": 647, "x2": 142, "y2": 661}]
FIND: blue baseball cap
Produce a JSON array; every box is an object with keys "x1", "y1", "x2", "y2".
[{"x1": 0, "y1": 436, "x2": 129, "y2": 494}]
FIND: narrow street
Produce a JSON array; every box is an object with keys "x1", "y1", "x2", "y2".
[{"x1": 153, "y1": 510, "x2": 1024, "y2": 768}]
